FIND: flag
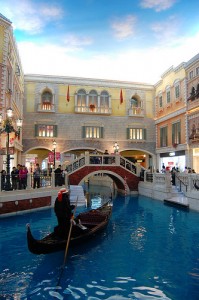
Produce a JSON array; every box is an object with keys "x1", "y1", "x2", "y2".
[
  {"x1": 120, "y1": 89, "x2": 123, "y2": 104},
  {"x1": 66, "y1": 85, "x2": 70, "y2": 102}
]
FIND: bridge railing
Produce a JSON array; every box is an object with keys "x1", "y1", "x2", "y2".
[{"x1": 65, "y1": 153, "x2": 145, "y2": 177}]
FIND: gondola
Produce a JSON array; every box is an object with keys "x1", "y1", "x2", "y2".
[{"x1": 27, "y1": 200, "x2": 112, "y2": 255}]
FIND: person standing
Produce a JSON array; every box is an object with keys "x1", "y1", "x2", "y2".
[
  {"x1": 1, "y1": 170, "x2": 6, "y2": 190},
  {"x1": 33, "y1": 163, "x2": 41, "y2": 188},
  {"x1": 54, "y1": 165, "x2": 63, "y2": 186},
  {"x1": 54, "y1": 188, "x2": 75, "y2": 237},
  {"x1": 11, "y1": 167, "x2": 18, "y2": 190},
  {"x1": 162, "y1": 163, "x2": 166, "y2": 173},
  {"x1": 19, "y1": 165, "x2": 28, "y2": 189},
  {"x1": 103, "y1": 149, "x2": 109, "y2": 164}
]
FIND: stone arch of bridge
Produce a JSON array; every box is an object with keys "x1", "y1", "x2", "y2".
[{"x1": 77, "y1": 170, "x2": 130, "y2": 193}]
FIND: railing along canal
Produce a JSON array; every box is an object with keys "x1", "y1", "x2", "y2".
[
  {"x1": 144, "y1": 171, "x2": 199, "y2": 192},
  {"x1": 0, "y1": 172, "x2": 68, "y2": 192}
]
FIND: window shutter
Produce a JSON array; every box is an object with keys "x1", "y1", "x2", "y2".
[
  {"x1": 82, "y1": 126, "x2": 86, "y2": 138},
  {"x1": 34, "y1": 124, "x2": 38, "y2": 137},
  {"x1": 143, "y1": 128, "x2": 147, "y2": 140},
  {"x1": 100, "y1": 127, "x2": 104, "y2": 138},
  {"x1": 53, "y1": 125, "x2": 57, "y2": 137},
  {"x1": 127, "y1": 128, "x2": 130, "y2": 139},
  {"x1": 178, "y1": 122, "x2": 181, "y2": 144},
  {"x1": 172, "y1": 124, "x2": 175, "y2": 144}
]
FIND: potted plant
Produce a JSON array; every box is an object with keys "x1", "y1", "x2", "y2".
[{"x1": 90, "y1": 104, "x2": 95, "y2": 112}]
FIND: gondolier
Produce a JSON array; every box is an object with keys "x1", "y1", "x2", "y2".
[
  {"x1": 54, "y1": 188, "x2": 75, "y2": 238},
  {"x1": 27, "y1": 200, "x2": 112, "y2": 255}
]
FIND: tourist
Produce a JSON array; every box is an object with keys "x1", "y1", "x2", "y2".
[
  {"x1": 11, "y1": 167, "x2": 18, "y2": 190},
  {"x1": 103, "y1": 149, "x2": 109, "y2": 164},
  {"x1": 1, "y1": 169, "x2": 6, "y2": 190},
  {"x1": 171, "y1": 167, "x2": 177, "y2": 185},
  {"x1": 184, "y1": 166, "x2": 188, "y2": 174},
  {"x1": 33, "y1": 163, "x2": 41, "y2": 188},
  {"x1": 54, "y1": 188, "x2": 75, "y2": 237},
  {"x1": 54, "y1": 164, "x2": 63, "y2": 186},
  {"x1": 16, "y1": 164, "x2": 21, "y2": 189},
  {"x1": 161, "y1": 163, "x2": 166, "y2": 173},
  {"x1": 19, "y1": 165, "x2": 28, "y2": 189}
]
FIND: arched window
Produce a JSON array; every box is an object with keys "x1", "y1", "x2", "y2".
[
  {"x1": 89, "y1": 90, "x2": 97, "y2": 105},
  {"x1": 89, "y1": 90, "x2": 98, "y2": 111},
  {"x1": 41, "y1": 90, "x2": 53, "y2": 110},
  {"x1": 165, "y1": 85, "x2": 171, "y2": 104},
  {"x1": 158, "y1": 92, "x2": 163, "y2": 108},
  {"x1": 174, "y1": 79, "x2": 180, "y2": 99},
  {"x1": 129, "y1": 96, "x2": 142, "y2": 115},
  {"x1": 130, "y1": 98, "x2": 138, "y2": 107},
  {"x1": 100, "y1": 91, "x2": 109, "y2": 110},
  {"x1": 77, "y1": 89, "x2": 86, "y2": 107}
]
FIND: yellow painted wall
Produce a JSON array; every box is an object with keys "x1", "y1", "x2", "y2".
[
  {"x1": 155, "y1": 65, "x2": 186, "y2": 121},
  {"x1": 155, "y1": 68, "x2": 186, "y2": 96},
  {"x1": 26, "y1": 83, "x2": 35, "y2": 112},
  {"x1": 58, "y1": 85, "x2": 75, "y2": 113},
  {"x1": 145, "y1": 91, "x2": 154, "y2": 118},
  {"x1": 57, "y1": 85, "x2": 127, "y2": 116}
]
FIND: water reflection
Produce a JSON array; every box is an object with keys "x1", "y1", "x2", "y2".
[
  {"x1": 1, "y1": 188, "x2": 199, "y2": 299},
  {"x1": 130, "y1": 226, "x2": 147, "y2": 251}
]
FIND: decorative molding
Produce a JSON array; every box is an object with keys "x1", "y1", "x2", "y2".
[
  {"x1": 25, "y1": 74, "x2": 154, "y2": 91},
  {"x1": 155, "y1": 107, "x2": 186, "y2": 124}
]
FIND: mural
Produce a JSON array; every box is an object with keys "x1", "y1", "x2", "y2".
[{"x1": 189, "y1": 116, "x2": 199, "y2": 142}]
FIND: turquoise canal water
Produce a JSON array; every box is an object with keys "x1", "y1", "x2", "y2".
[{"x1": 1, "y1": 193, "x2": 199, "y2": 299}]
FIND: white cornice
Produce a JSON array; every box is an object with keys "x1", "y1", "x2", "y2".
[
  {"x1": 185, "y1": 53, "x2": 199, "y2": 70},
  {"x1": 24, "y1": 74, "x2": 154, "y2": 91},
  {"x1": 0, "y1": 14, "x2": 12, "y2": 26}
]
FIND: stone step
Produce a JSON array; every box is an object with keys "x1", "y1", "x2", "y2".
[
  {"x1": 164, "y1": 195, "x2": 189, "y2": 209},
  {"x1": 70, "y1": 185, "x2": 86, "y2": 205}
]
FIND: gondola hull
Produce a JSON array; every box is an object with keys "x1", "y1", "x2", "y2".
[{"x1": 27, "y1": 201, "x2": 112, "y2": 255}]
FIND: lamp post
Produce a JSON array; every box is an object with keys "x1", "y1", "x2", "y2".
[
  {"x1": 52, "y1": 140, "x2": 57, "y2": 169},
  {"x1": 113, "y1": 142, "x2": 119, "y2": 154},
  {"x1": 0, "y1": 108, "x2": 22, "y2": 191}
]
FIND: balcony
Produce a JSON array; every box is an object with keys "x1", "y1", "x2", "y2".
[
  {"x1": 187, "y1": 98, "x2": 199, "y2": 111},
  {"x1": 37, "y1": 103, "x2": 55, "y2": 112},
  {"x1": 128, "y1": 107, "x2": 144, "y2": 117},
  {"x1": 75, "y1": 105, "x2": 112, "y2": 115}
]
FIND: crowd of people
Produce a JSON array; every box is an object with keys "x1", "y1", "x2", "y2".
[
  {"x1": 0, "y1": 163, "x2": 67, "y2": 191},
  {"x1": 1, "y1": 164, "x2": 29, "y2": 190}
]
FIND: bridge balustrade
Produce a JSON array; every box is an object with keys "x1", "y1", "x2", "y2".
[{"x1": 65, "y1": 153, "x2": 143, "y2": 176}]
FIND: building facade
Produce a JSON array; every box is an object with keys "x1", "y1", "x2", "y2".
[
  {"x1": 0, "y1": 14, "x2": 24, "y2": 171},
  {"x1": 23, "y1": 75, "x2": 156, "y2": 171},
  {"x1": 154, "y1": 63, "x2": 188, "y2": 172},
  {"x1": 185, "y1": 53, "x2": 199, "y2": 172}
]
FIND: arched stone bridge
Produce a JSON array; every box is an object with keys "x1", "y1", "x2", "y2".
[{"x1": 66, "y1": 154, "x2": 144, "y2": 194}]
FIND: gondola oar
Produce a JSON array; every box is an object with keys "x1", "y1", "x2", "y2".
[{"x1": 56, "y1": 196, "x2": 78, "y2": 287}]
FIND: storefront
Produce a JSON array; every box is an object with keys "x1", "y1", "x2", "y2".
[{"x1": 160, "y1": 150, "x2": 185, "y2": 172}]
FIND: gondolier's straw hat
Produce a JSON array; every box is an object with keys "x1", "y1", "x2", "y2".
[{"x1": 58, "y1": 188, "x2": 69, "y2": 201}]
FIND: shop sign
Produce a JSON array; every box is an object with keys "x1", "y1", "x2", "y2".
[{"x1": 48, "y1": 152, "x2": 60, "y2": 163}]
